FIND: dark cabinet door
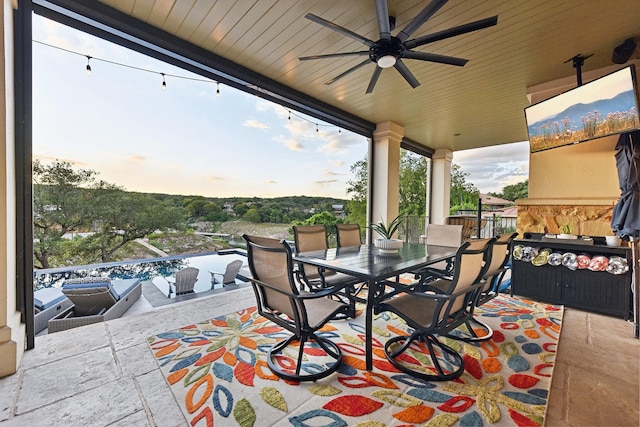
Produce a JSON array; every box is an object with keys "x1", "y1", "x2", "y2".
[
  {"x1": 563, "y1": 269, "x2": 630, "y2": 317},
  {"x1": 512, "y1": 261, "x2": 563, "y2": 304}
]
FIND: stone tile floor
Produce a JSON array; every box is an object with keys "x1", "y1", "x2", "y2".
[{"x1": 1, "y1": 286, "x2": 638, "y2": 426}]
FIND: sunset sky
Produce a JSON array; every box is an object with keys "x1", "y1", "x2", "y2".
[{"x1": 32, "y1": 15, "x2": 529, "y2": 199}]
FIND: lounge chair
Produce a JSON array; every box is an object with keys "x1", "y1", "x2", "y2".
[
  {"x1": 210, "y1": 259, "x2": 243, "y2": 287},
  {"x1": 166, "y1": 267, "x2": 199, "y2": 296},
  {"x1": 48, "y1": 277, "x2": 142, "y2": 333},
  {"x1": 34, "y1": 287, "x2": 73, "y2": 334}
]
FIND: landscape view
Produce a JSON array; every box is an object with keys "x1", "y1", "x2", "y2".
[{"x1": 526, "y1": 66, "x2": 640, "y2": 152}]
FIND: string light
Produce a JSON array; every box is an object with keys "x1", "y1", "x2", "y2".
[
  {"x1": 282, "y1": 106, "x2": 342, "y2": 135},
  {"x1": 34, "y1": 39, "x2": 343, "y2": 134}
]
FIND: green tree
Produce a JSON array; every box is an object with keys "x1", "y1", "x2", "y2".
[
  {"x1": 88, "y1": 190, "x2": 186, "y2": 262},
  {"x1": 399, "y1": 151, "x2": 427, "y2": 216},
  {"x1": 292, "y1": 211, "x2": 340, "y2": 240},
  {"x1": 33, "y1": 160, "x2": 110, "y2": 268},
  {"x1": 345, "y1": 150, "x2": 428, "y2": 226},
  {"x1": 243, "y1": 208, "x2": 261, "y2": 222},
  {"x1": 450, "y1": 164, "x2": 479, "y2": 213},
  {"x1": 345, "y1": 157, "x2": 368, "y2": 227},
  {"x1": 233, "y1": 203, "x2": 249, "y2": 217},
  {"x1": 490, "y1": 180, "x2": 528, "y2": 201}
]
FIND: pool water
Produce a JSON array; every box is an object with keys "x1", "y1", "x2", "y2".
[{"x1": 34, "y1": 250, "x2": 249, "y2": 297}]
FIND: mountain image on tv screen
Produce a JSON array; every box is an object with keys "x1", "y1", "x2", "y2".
[{"x1": 525, "y1": 65, "x2": 640, "y2": 153}]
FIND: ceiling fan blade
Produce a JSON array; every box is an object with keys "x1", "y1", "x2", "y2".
[
  {"x1": 299, "y1": 51, "x2": 370, "y2": 61},
  {"x1": 325, "y1": 58, "x2": 372, "y2": 85},
  {"x1": 397, "y1": 0, "x2": 448, "y2": 42},
  {"x1": 305, "y1": 13, "x2": 376, "y2": 47},
  {"x1": 365, "y1": 66, "x2": 383, "y2": 94},
  {"x1": 405, "y1": 16, "x2": 498, "y2": 49},
  {"x1": 375, "y1": 0, "x2": 391, "y2": 41},
  {"x1": 394, "y1": 59, "x2": 420, "y2": 88},
  {"x1": 403, "y1": 50, "x2": 468, "y2": 66}
]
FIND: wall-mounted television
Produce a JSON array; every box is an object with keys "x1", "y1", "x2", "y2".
[{"x1": 525, "y1": 64, "x2": 640, "y2": 153}]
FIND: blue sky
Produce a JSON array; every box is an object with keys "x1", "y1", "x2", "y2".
[{"x1": 32, "y1": 15, "x2": 529, "y2": 198}]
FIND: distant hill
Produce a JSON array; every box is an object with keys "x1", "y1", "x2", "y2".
[{"x1": 527, "y1": 90, "x2": 637, "y2": 136}]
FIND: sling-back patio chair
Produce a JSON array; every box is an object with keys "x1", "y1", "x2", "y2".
[
  {"x1": 336, "y1": 223, "x2": 362, "y2": 247},
  {"x1": 450, "y1": 232, "x2": 518, "y2": 342},
  {"x1": 293, "y1": 224, "x2": 360, "y2": 317},
  {"x1": 376, "y1": 238, "x2": 494, "y2": 381},
  {"x1": 243, "y1": 234, "x2": 351, "y2": 381}
]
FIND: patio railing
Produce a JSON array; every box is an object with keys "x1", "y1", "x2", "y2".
[{"x1": 397, "y1": 214, "x2": 517, "y2": 243}]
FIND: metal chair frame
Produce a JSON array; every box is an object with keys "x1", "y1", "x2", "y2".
[
  {"x1": 243, "y1": 234, "x2": 351, "y2": 382},
  {"x1": 376, "y1": 238, "x2": 494, "y2": 381}
]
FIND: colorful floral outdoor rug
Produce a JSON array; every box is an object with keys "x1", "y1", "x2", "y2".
[{"x1": 147, "y1": 295, "x2": 563, "y2": 426}]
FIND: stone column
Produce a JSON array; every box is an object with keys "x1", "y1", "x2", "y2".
[
  {"x1": 430, "y1": 148, "x2": 452, "y2": 225},
  {"x1": 371, "y1": 122, "x2": 403, "y2": 234}
]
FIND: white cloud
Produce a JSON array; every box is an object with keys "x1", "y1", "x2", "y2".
[
  {"x1": 453, "y1": 141, "x2": 530, "y2": 193},
  {"x1": 243, "y1": 119, "x2": 270, "y2": 131}
]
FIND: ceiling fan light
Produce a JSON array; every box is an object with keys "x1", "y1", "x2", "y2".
[{"x1": 377, "y1": 55, "x2": 396, "y2": 68}]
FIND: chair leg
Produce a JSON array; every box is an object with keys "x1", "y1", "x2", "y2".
[
  {"x1": 384, "y1": 333, "x2": 465, "y2": 381},
  {"x1": 267, "y1": 333, "x2": 343, "y2": 382},
  {"x1": 447, "y1": 316, "x2": 494, "y2": 342}
]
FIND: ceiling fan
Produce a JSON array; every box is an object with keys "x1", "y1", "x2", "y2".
[{"x1": 299, "y1": 0, "x2": 498, "y2": 94}]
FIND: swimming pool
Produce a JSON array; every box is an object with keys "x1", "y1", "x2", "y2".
[{"x1": 34, "y1": 249, "x2": 249, "y2": 297}]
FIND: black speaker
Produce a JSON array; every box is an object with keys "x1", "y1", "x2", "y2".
[{"x1": 612, "y1": 38, "x2": 638, "y2": 64}]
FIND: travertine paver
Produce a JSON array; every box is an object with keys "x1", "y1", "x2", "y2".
[
  {"x1": 17, "y1": 346, "x2": 120, "y2": 414},
  {"x1": 2, "y1": 378, "x2": 143, "y2": 426},
  {"x1": 19, "y1": 321, "x2": 110, "y2": 369},
  {"x1": 135, "y1": 369, "x2": 186, "y2": 427},
  {"x1": 0, "y1": 287, "x2": 637, "y2": 426}
]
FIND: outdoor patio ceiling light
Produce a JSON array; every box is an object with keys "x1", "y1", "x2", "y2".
[{"x1": 377, "y1": 54, "x2": 396, "y2": 68}]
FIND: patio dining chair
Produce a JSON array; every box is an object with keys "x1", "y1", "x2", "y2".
[
  {"x1": 210, "y1": 259, "x2": 243, "y2": 286},
  {"x1": 336, "y1": 223, "x2": 362, "y2": 247},
  {"x1": 167, "y1": 267, "x2": 199, "y2": 296},
  {"x1": 243, "y1": 234, "x2": 351, "y2": 381},
  {"x1": 450, "y1": 232, "x2": 518, "y2": 342},
  {"x1": 376, "y1": 238, "x2": 493, "y2": 381},
  {"x1": 293, "y1": 224, "x2": 360, "y2": 317},
  {"x1": 409, "y1": 224, "x2": 464, "y2": 289}
]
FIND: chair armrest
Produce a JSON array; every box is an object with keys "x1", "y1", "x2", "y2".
[{"x1": 250, "y1": 277, "x2": 351, "y2": 300}]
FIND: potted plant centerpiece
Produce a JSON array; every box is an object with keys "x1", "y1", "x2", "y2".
[{"x1": 370, "y1": 213, "x2": 405, "y2": 254}]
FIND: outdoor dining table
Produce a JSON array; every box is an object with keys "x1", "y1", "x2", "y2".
[{"x1": 293, "y1": 242, "x2": 458, "y2": 370}]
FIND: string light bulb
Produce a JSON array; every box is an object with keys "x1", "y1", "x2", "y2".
[
  {"x1": 288, "y1": 111, "x2": 291, "y2": 121},
  {"x1": 161, "y1": 73, "x2": 166, "y2": 90},
  {"x1": 85, "y1": 55, "x2": 92, "y2": 75},
  {"x1": 316, "y1": 124, "x2": 319, "y2": 133},
  {"x1": 216, "y1": 82, "x2": 220, "y2": 97},
  {"x1": 338, "y1": 129, "x2": 342, "y2": 135}
]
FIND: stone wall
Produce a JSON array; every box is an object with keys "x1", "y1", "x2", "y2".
[{"x1": 517, "y1": 204, "x2": 615, "y2": 237}]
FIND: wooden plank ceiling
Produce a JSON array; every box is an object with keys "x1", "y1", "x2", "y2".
[{"x1": 98, "y1": 0, "x2": 640, "y2": 153}]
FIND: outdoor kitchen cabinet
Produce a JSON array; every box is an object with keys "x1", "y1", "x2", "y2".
[{"x1": 511, "y1": 238, "x2": 632, "y2": 318}]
